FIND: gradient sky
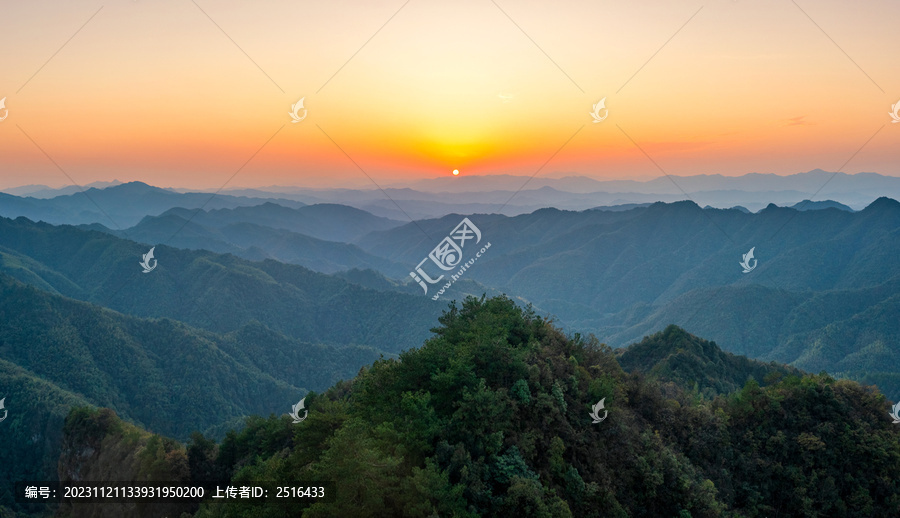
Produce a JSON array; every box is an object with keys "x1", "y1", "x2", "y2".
[{"x1": 1, "y1": 0, "x2": 898, "y2": 190}]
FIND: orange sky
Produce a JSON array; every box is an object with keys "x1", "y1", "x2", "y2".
[{"x1": 1, "y1": 0, "x2": 898, "y2": 190}]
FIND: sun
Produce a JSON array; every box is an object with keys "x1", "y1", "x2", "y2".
[{"x1": 452, "y1": 169, "x2": 459, "y2": 176}]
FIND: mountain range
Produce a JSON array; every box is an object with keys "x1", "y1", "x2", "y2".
[
  {"x1": 353, "y1": 198, "x2": 900, "y2": 395},
  {"x1": 1, "y1": 180, "x2": 900, "y2": 515},
  {"x1": 0, "y1": 182, "x2": 306, "y2": 228},
  {"x1": 1, "y1": 170, "x2": 889, "y2": 224},
  {"x1": 3, "y1": 186, "x2": 897, "y2": 398},
  {"x1": 0, "y1": 215, "x2": 448, "y2": 354},
  {"x1": 82, "y1": 202, "x2": 410, "y2": 276},
  {"x1": 215, "y1": 169, "x2": 898, "y2": 217}
]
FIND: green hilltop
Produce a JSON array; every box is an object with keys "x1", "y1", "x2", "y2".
[
  {"x1": 617, "y1": 325, "x2": 800, "y2": 397},
  {"x1": 51, "y1": 296, "x2": 900, "y2": 518}
]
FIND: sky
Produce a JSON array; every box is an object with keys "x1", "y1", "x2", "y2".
[{"x1": 1, "y1": 0, "x2": 898, "y2": 191}]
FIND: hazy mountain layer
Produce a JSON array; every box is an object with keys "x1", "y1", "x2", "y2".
[
  {"x1": 0, "y1": 216, "x2": 442, "y2": 353},
  {"x1": 0, "y1": 181, "x2": 306, "y2": 228},
  {"x1": 354, "y1": 198, "x2": 900, "y2": 387},
  {"x1": 86, "y1": 211, "x2": 410, "y2": 277},
  {"x1": 153, "y1": 202, "x2": 403, "y2": 243},
  {"x1": 1, "y1": 171, "x2": 881, "y2": 225}
]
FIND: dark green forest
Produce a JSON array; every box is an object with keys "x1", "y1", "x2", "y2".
[
  {"x1": 43, "y1": 296, "x2": 900, "y2": 518},
  {"x1": 0, "y1": 271, "x2": 386, "y2": 517}
]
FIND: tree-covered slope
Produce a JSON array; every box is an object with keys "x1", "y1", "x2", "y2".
[
  {"x1": 0, "y1": 272, "x2": 389, "y2": 516},
  {"x1": 69, "y1": 295, "x2": 891, "y2": 518},
  {"x1": 0, "y1": 359, "x2": 93, "y2": 517},
  {"x1": 616, "y1": 325, "x2": 800, "y2": 397},
  {"x1": 0, "y1": 273, "x2": 302, "y2": 439},
  {"x1": 603, "y1": 279, "x2": 900, "y2": 397},
  {"x1": 0, "y1": 271, "x2": 389, "y2": 438},
  {"x1": 56, "y1": 407, "x2": 196, "y2": 518}
]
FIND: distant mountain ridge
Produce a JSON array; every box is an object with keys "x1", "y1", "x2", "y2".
[
  {"x1": 1, "y1": 180, "x2": 123, "y2": 197},
  {"x1": 393, "y1": 169, "x2": 900, "y2": 196},
  {"x1": 2, "y1": 170, "x2": 893, "y2": 222},
  {"x1": 0, "y1": 181, "x2": 307, "y2": 227},
  {"x1": 218, "y1": 170, "x2": 884, "y2": 217},
  {"x1": 155, "y1": 202, "x2": 403, "y2": 242},
  {"x1": 789, "y1": 199, "x2": 855, "y2": 212}
]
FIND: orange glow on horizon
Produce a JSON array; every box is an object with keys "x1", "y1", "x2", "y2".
[{"x1": 1, "y1": 0, "x2": 897, "y2": 190}]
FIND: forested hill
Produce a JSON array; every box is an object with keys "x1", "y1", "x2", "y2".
[
  {"x1": 617, "y1": 325, "x2": 801, "y2": 397},
  {"x1": 0, "y1": 271, "x2": 386, "y2": 516},
  {"x1": 0, "y1": 272, "x2": 280, "y2": 434},
  {"x1": 0, "y1": 359, "x2": 92, "y2": 512},
  {"x1": 55, "y1": 296, "x2": 900, "y2": 518}
]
